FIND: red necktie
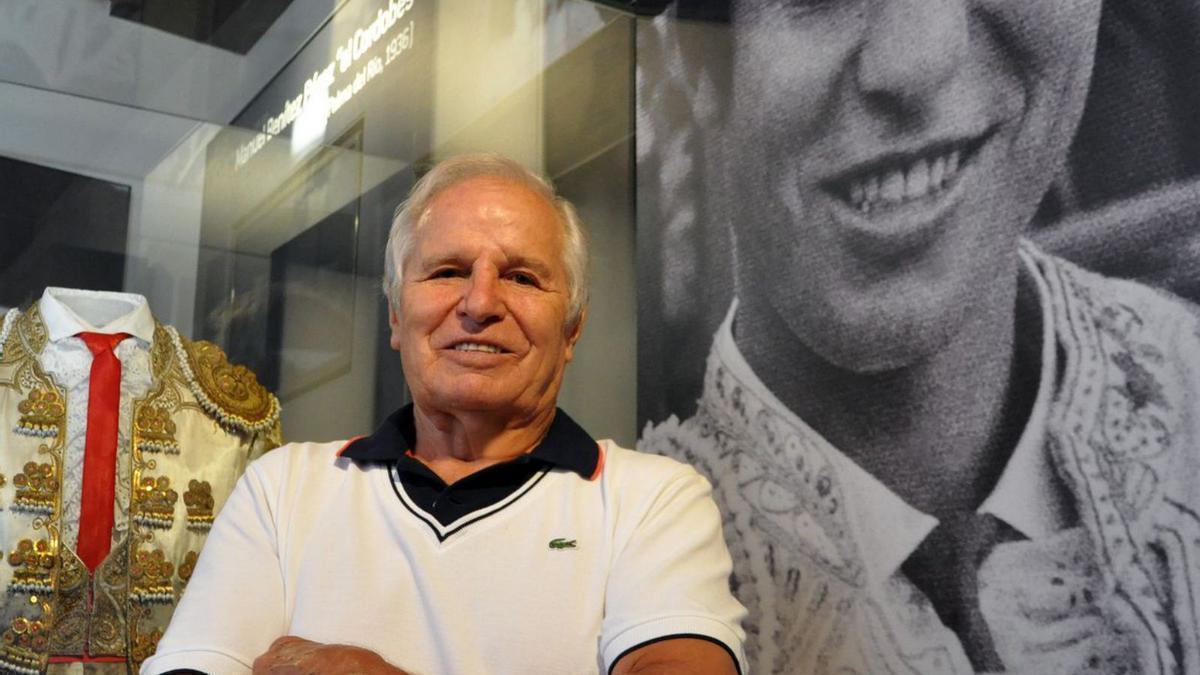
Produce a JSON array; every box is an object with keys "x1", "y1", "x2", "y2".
[{"x1": 77, "y1": 332, "x2": 129, "y2": 572}]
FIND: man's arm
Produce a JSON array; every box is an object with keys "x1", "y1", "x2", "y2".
[
  {"x1": 611, "y1": 637, "x2": 737, "y2": 675},
  {"x1": 600, "y1": 458, "x2": 747, "y2": 674},
  {"x1": 142, "y1": 459, "x2": 289, "y2": 674}
]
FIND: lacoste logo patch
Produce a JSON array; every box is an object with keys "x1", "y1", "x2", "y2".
[{"x1": 548, "y1": 537, "x2": 577, "y2": 550}]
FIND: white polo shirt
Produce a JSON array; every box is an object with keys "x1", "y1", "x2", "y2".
[{"x1": 141, "y1": 407, "x2": 746, "y2": 674}]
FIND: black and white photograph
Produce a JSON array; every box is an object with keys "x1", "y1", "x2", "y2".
[{"x1": 637, "y1": 2, "x2": 1200, "y2": 673}]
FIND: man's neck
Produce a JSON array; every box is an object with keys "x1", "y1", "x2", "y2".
[
  {"x1": 734, "y1": 279, "x2": 1041, "y2": 521},
  {"x1": 411, "y1": 404, "x2": 556, "y2": 485}
]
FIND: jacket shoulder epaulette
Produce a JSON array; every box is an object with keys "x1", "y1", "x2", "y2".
[
  {"x1": 167, "y1": 325, "x2": 280, "y2": 435},
  {"x1": 0, "y1": 308, "x2": 19, "y2": 361}
]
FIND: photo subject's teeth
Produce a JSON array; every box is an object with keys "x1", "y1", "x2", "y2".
[
  {"x1": 850, "y1": 181, "x2": 866, "y2": 207},
  {"x1": 838, "y1": 143, "x2": 971, "y2": 213},
  {"x1": 865, "y1": 176, "x2": 880, "y2": 204},
  {"x1": 905, "y1": 159, "x2": 930, "y2": 199},
  {"x1": 881, "y1": 170, "x2": 905, "y2": 203},
  {"x1": 931, "y1": 156, "x2": 946, "y2": 188}
]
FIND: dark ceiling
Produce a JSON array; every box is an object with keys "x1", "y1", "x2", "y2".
[{"x1": 109, "y1": 0, "x2": 295, "y2": 55}]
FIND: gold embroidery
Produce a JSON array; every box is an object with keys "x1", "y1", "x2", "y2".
[
  {"x1": 178, "y1": 550, "x2": 198, "y2": 584},
  {"x1": 48, "y1": 551, "x2": 88, "y2": 656},
  {"x1": 12, "y1": 462, "x2": 56, "y2": 515},
  {"x1": 14, "y1": 388, "x2": 63, "y2": 438},
  {"x1": 87, "y1": 541, "x2": 130, "y2": 657},
  {"x1": 16, "y1": 304, "x2": 48, "y2": 358},
  {"x1": 183, "y1": 480, "x2": 215, "y2": 531},
  {"x1": 130, "y1": 549, "x2": 174, "y2": 604},
  {"x1": 0, "y1": 613, "x2": 50, "y2": 675},
  {"x1": 176, "y1": 333, "x2": 279, "y2": 432},
  {"x1": 149, "y1": 323, "x2": 174, "y2": 382},
  {"x1": 135, "y1": 405, "x2": 179, "y2": 454},
  {"x1": 130, "y1": 625, "x2": 163, "y2": 665},
  {"x1": 7, "y1": 539, "x2": 53, "y2": 594},
  {"x1": 133, "y1": 476, "x2": 178, "y2": 529}
]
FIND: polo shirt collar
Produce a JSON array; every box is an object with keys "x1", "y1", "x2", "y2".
[
  {"x1": 40, "y1": 286, "x2": 155, "y2": 344},
  {"x1": 340, "y1": 404, "x2": 600, "y2": 479}
]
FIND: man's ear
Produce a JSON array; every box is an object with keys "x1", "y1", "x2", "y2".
[
  {"x1": 564, "y1": 308, "x2": 587, "y2": 363},
  {"x1": 387, "y1": 296, "x2": 403, "y2": 352}
]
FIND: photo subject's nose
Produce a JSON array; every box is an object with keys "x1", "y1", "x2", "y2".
[{"x1": 857, "y1": 0, "x2": 968, "y2": 116}]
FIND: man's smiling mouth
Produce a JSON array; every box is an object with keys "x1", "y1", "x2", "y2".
[
  {"x1": 825, "y1": 133, "x2": 990, "y2": 214},
  {"x1": 452, "y1": 342, "x2": 507, "y2": 354}
]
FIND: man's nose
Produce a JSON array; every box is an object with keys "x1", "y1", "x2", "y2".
[
  {"x1": 458, "y1": 270, "x2": 505, "y2": 326},
  {"x1": 856, "y1": 0, "x2": 967, "y2": 120}
]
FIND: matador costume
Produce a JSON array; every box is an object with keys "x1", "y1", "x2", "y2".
[
  {"x1": 642, "y1": 243, "x2": 1200, "y2": 674},
  {"x1": 0, "y1": 288, "x2": 281, "y2": 673}
]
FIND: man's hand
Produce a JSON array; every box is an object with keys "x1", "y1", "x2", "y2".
[
  {"x1": 252, "y1": 636, "x2": 409, "y2": 675},
  {"x1": 612, "y1": 637, "x2": 738, "y2": 675}
]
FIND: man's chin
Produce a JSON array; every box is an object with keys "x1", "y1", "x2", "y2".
[{"x1": 803, "y1": 320, "x2": 956, "y2": 376}]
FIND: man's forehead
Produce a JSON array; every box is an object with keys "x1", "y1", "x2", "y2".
[{"x1": 408, "y1": 191, "x2": 565, "y2": 267}]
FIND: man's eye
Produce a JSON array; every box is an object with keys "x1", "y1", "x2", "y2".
[
  {"x1": 509, "y1": 272, "x2": 537, "y2": 286},
  {"x1": 431, "y1": 268, "x2": 463, "y2": 279}
]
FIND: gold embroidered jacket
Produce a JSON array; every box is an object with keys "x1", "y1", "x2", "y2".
[{"x1": 0, "y1": 305, "x2": 281, "y2": 674}]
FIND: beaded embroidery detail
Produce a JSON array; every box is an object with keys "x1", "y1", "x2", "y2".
[
  {"x1": 178, "y1": 550, "x2": 198, "y2": 584},
  {"x1": 134, "y1": 405, "x2": 179, "y2": 454},
  {"x1": 7, "y1": 539, "x2": 53, "y2": 595},
  {"x1": 129, "y1": 549, "x2": 175, "y2": 604},
  {"x1": 183, "y1": 480, "x2": 214, "y2": 531},
  {"x1": 0, "y1": 614, "x2": 50, "y2": 675},
  {"x1": 170, "y1": 327, "x2": 279, "y2": 434},
  {"x1": 13, "y1": 388, "x2": 63, "y2": 439},
  {"x1": 132, "y1": 476, "x2": 178, "y2": 530},
  {"x1": 0, "y1": 308, "x2": 18, "y2": 361},
  {"x1": 11, "y1": 463, "x2": 56, "y2": 516}
]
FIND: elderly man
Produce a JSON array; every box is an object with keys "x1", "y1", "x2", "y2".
[
  {"x1": 641, "y1": 1, "x2": 1200, "y2": 674},
  {"x1": 142, "y1": 154, "x2": 746, "y2": 674}
]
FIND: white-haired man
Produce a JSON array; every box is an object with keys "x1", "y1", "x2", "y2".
[{"x1": 142, "y1": 154, "x2": 746, "y2": 675}]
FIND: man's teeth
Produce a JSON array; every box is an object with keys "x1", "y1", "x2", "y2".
[
  {"x1": 847, "y1": 149, "x2": 962, "y2": 213},
  {"x1": 454, "y1": 343, "x2": 502, "y2": 353}
]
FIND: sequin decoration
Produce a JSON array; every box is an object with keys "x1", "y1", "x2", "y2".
[
  {"x1": 135, "y1": 405, "x2": 179, "y2": 454},
  {"x1": 178, "y1": 550, "x2": 198, "y2": 584},
  {"x1": 130, "y1": 627, "x2": 163, "y2": 665},
  {"x1": 129, "y1": 549, "x2": 175, "y2": 604},
  {"x1": 11, "y1": 463, "x2": 56, "y2": 516},
  {"x1": 174, "y1": 331, "x2": 279, "y2": 433},
  {"x1": 0, "y1": 615, "x2": 49, "y2": 675},
  {"x1": 14, "y1": 388, "x2": 63, "y2": 438},
  {"x1": 132, "y1": 476, "x2": 178, "y2": 530},
  {"x1": 183, "y1": 480, "x2": 214, "y2": 531},
  {"x1": 7, "y1": 539, "x2": 54, "y2": 595}
]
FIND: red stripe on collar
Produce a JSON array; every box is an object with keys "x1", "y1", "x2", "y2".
[
  {"x1": 588, "y1": 443, "x2": 605, "y2": 481},
  {"x1": 335, "y1": 435, "x2": 367, "y2": 457}
]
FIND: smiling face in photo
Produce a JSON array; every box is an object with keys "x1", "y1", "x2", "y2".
[
  {"x1": 727, "y1": 0, "x2": 1102, "y2": 372},
  {"x1": 390, "y1": 176, "x2": 582, "y2": 420}
]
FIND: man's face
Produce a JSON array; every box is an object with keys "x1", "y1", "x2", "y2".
[
  {"x1": 390, "y1": 176, "x2": 582, "y2": 419},
  {"x1": 727, "y1": 0, "x2": 1101, "y2": 371}
]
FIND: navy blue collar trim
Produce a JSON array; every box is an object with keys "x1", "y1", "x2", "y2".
[{"x1": 339, "y1": 404, "x2": 599, "y2": 479}]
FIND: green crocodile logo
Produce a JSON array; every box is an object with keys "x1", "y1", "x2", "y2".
[{"x1": 548, "y1": 537, "x2": 577, "y2": 550}]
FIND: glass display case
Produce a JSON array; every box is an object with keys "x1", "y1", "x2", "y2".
[{"x1": 0, "y1": 0, "x2": 637, "y2": 444}]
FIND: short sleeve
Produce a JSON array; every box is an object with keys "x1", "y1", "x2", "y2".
[
  {"x1": 140, "y1": 459, "x2": 287, "y2": 675},
  {"x1": 600, "y1": 466, "x2": 747, "y2": 673}
]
